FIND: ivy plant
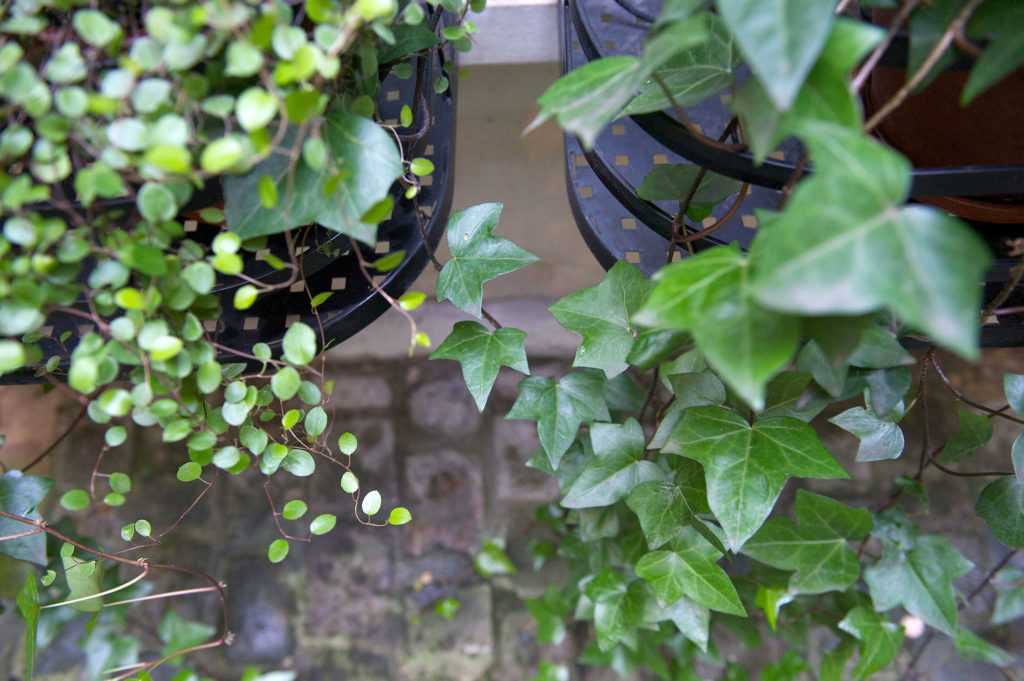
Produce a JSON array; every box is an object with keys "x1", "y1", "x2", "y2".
[{"x1": 426, "y1": 1, "x2": 1024, "y2": 679}]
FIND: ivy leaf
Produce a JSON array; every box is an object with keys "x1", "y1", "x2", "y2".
[
  {"x1": 761, "y1": 371, "x2": 830, "y2": 422},
  {"x1": 667, "y1": 405, "x2": 847, "y2": 551},
  {"x1": 636, "y1": 244, "x2": 800, "y2": 410},
  {"x1": 550, "y1": 261, "x2": 651, "y2": 378},
  {"x1": 961, "y1": 1, "x2": 1024, "y2": 103},
  {"x1": 635, "y1": 164, "x2": 741, "y2": 206},
  {"x1": 0, "y1": 471, "x2": 52, "y2": 565},
  {"x1": 431, "y1": 321, "x2": 529, "y2": 411},
  {"x1": 16, "y1": 569, "x2": 39, "y2": 681},
  {"x1": 837, "y1": 607, "x2": 904, "y2": 680},
  {"x1": 716, "y1": 0, "x2": 835, "y2": 109},
  {"x1": 507, "y1": 371, "x2": 609, "y2": 469},
  {"x1": 733, "y1": 18, "x2": 882, "y2": 161},
  {"x1": 159, "y1": 610, "x2": 216, "y2": 658},
  {"x1": 742, "y1": 491, "x2": 871, "y2": 594},
  {"x1": 751, "y1": 123, "x2": 991, "y2": 359},
  {"x1": 529, "y1": 16, "x2": 710, "y2": 147},
  {"x1": 829, "y1": 407, "x2": 905, "y2": 462},
  {"x1": 225, "y1": 111, "x2": 402, "y2": 244},
  {"x1": 818, "y1": 639, "x2": 856, "y2": 681},
  {"x1": 436, "y1": 203, "x2": 538, "y2": 318},
  {"x1": 636, "y1": 534, "x2": 745, "y2": 616},
  {"x1": 976, "y1": 476, "x2": 1024, "y2": 548},
  {"x1": 588, "y1": 574, "x2": 647, "y2": 652},
  {"x1": 939, "y1": 408, "x2": 993, "y2": 463},
  {"x1": 562, "y1": 419, "x2": 665, "y2": 508},
  {"x1": 864, "y1": 534, "x2": 973, "y2": 635},
  {"x1": 60, "y1": 543, "x2": 103, "y2": 612},
  {"x1": 992, "y1": 566, "x2": 1024, "y2": 625},
  {"x1": 644, "y1": 593, "x2": 710, "y2": 652},
  {"x1": 625, "y1": 14, "x2": 739, "y2": 115},
  {"x1": 1005, "y1": 373, "x2": 1024, "y2": 415},
  {"x1": 626, "y1": 481, "x2": 693, "y2": 550},
  {"x1": 953, "y1": 627, "x2": 1015, "y2": 667}
]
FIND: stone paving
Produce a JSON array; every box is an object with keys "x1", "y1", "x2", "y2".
[{"x1": 2, "y1": 343, "x2": 1024, "y2": 680}]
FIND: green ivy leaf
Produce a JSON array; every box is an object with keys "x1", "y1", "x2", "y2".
[
  {"x1": 625, "y1": 14, "x2": 739, "y2": 115},
  {"x1": 716, "y1": 0, "x2": 835, "y2": 109},
  {"x1": 507, "y1": 371, "x2": 609, "y2": 468},
  {"x1": 589, "y1": 574, "x2": 647, "y2": 652},
  {"x1": 961, "y1": 1, "x2": 1024, "y2": 104},
  {"x1": 475, "y1": 538, "x2": 517, "y2": 576},
  {"x1": 1005, "y1": 373, "x2": 1024, "y2": 414},
  {"x1": 953, "y1": 627, "x2": 1015, "y2": 668},
  {"x1": 60, "y1": 543, "x2": 103, "y2": 612},
  {"x1": 732, "y1": 18, "x2": 882, "y2": 161},
  {"x1": 829, "y1": 407, "x2": 905, "y2": 462},
  {"x1": 939, "y1": 408, "x2": 992, "y2": 463},
  {"x1": 159, "y1": 610, "x2": 215, "y2": 657},
  {"x1": 562, "y1": 419, "x2": 665, "y2": 508},
  {"x1": 626, "y1": 481, "x2": 694, "y2": 550},
  {"x1": 636, "y1": 534, "x2": 745, "y2": 616},
  {"x1": 430, "y1": 321, "x2": 529, "y2": 410},
  {"x1": 530, "y1": 16, "x2": 710, "y2": 147},
  {"x1": 225, "y1": 112, "x2": 402, "y2": 244},
  {"x1": 636, "y1": 244, "x2": 799, "y2": 410},
  {"x1": 751, "y1": 123, "x2": 991, "y2": 359},
  {"x1": 0, "y1": 472, "x2": 52, "y2": 565},
  {"x1": 550, "y1": 261, "x2": 651, "y2": 378},
  {"x1": 436, "y1": 203, "x2": 538, "y2": 318},
  {"x1": 16, "y1": 569, "x2": 40, "y2": 679},
  {"x1": 864, "y1": 534, "x2": 973, "y2": 635},
  {"x1": 635, "y1": 164, "x2": 741, "y2": 205},
  {"x1": 742, "y1": 491, "x2": 871, "y2": 594},
  {"x1": 992, "y1": 566, "x2": 1024, "y2": 625},
  {"x1": 976, "y1": 476, "x2": 1024, "y2": 548},
  {"x1": 667, "y1": 405, "x2": 847, "y2": 551}
]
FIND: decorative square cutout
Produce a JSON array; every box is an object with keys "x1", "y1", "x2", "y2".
[
  {"x1": 421, "y1": 175, "x2": 434, "y2": 187},
  {"x1": 653, "y1": 154, "x2": 669, "y2": 165},
  {"x1": 621, "y1": 217, "x2": 637, "y2": 230},
  {"x1": 290, "y1": 281, "x2": 305, "y2": 293},
  {"x1": 769, "y1": 151, "x2": 786, "y2": 161},
  {"x1": 741, "y1": 214, "x2": 758, "y2": 228},
  {"x1": 425, "y1": 144, "x2": 435, "y2": 156},
  {"x1": 375, "y1": 241, "x2": 389, "y2": 254},
  {"x1": 702, "y1": 216, "x2": 717, "y2": 228},
  {"x1": 625, "y1": 251, "x2": 641, "y2": 263},
  {"x1": 612, "y1": 124, "x2": 626, "y2": 136},
  {"x1": 386, "y1": 90, "x2": 400, "y2": 101},
  {"x1": 574, "y1": 154, "x2": 588, "y2": 167},
  {"x1": 614, "y1": 154, "x2": 629, "y2": 167},
  {"x1": 580, "y1": 186, "x2": 593, "y2": 198},
  {"x1": 331, "y1": 277, "x2": 347, "y2": 291},
  {"x1": 244, "y1": 317, "x2": 259, "y2": 331},
  {"x1": 184, "y1": 220, "x2": 198, "y2": 233},
  {"x1": 286, "y1": 314, "x2": 300, "y2": 326}
]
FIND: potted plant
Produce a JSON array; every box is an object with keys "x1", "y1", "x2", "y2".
[
  {"x1": 422, "y1": 0, "x2": 1024, "y2": 679},
  {"x1": 0, "y1": 0, "x2": 470, "y2": 676}
]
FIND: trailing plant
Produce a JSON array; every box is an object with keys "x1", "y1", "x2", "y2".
[
  {"x1": 425, "y1": 0, "x2": 1024, "y2": 679},
  {"x1": 0, "y1": 0, "x2": 479, "y2": 675}
]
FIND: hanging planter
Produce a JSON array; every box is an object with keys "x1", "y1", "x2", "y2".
[
  {"x1": 2, "y1": 36, "x2": 456, "y2": 385},
  {"x1": 559, "y1": 0, "x2": 1024, "y2": 347},
  {"x1": 560, "y1": 0, "x2": 769, "y2": 275}
]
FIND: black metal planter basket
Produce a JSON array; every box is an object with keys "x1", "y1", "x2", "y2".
[
  {"x1": 560, "y1": 0, "x2": 1024, "y2": 347},
  {"x1": 4, "y1": 38, "x2": 456, "y2": 385}
]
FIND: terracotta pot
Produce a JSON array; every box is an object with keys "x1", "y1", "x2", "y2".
[{"x1": 864, "y1": 10, "x2": 1024, "y2": 224}]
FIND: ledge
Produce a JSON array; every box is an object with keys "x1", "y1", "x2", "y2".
[{"x1": 461, "y1": 0, "x2": 560, "y2": 65}]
